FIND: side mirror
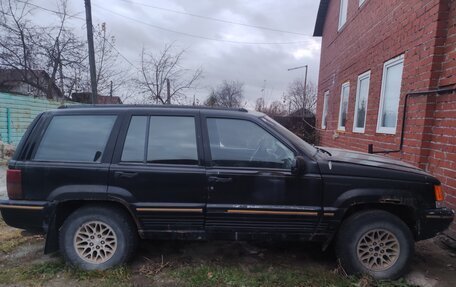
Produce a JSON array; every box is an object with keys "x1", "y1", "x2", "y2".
[{"x1": 291, "y1": 156, "x2": 306, "y2": 176}]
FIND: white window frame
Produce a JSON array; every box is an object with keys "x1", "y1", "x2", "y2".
[
  {"x1": 321, "y1": 91, "x2": 329, "y2": 129},
  {"x1": 353, "y1": 71, "x2": 371, "y2": 133},
  {"x1": 338, "y1": 0, "x2": 348, "y2": 31},
  {"x1": 338, "y1": 82, "x2": 350, "y2": 131},
  {"x1": 376, "y1": 54, "x2": 404, "y2": 134}
]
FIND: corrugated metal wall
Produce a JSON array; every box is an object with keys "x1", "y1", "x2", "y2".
[{"x1": 0, "y1": 92, "x2": 72, "y2": 145}]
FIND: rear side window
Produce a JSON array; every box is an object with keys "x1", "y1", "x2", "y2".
[
  {"x1": 121, "y1": 115, "x2": 198, "y2": 165},
  {"x1": 34, "y1": 115, "x2": 116, "y2": 162}
]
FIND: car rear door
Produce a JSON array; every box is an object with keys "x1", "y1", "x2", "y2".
[
  {"x1": 20, "y1": 111, "x2": 120, "y2": 201},
  {"x1": 201, "y1": 114, "x2": 323, "y2": 240},
  {"x1": 108, "y1": 109, "x2": 206, "y2": 238}
]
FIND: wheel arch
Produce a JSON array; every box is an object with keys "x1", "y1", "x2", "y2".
[
  {"x1": 342, "y1": 203, "x2": 418, "y2": 235},
  {"x1": 332, "y1": 187, "x2": 420, "y2": 231}
]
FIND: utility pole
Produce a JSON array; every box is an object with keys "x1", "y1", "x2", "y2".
[
  {"x1": 85, "y1": 0, "x2": 97, "y2": 104},
  {"x1": 166, "y1": 78, "x2": 171, "y2": 104},
  {"x1": 287, "y1": 65, "x2": 308, "y2": 118}
]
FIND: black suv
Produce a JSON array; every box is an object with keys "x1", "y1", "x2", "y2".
[{"x1": 0, "y1": 105, "x2": 453, "y2": 279}]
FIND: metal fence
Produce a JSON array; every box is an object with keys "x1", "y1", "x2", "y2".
[{"x1": 0, "y1": 92, "x2": 73, "y2": 145}]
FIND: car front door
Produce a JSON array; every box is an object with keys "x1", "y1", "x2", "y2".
[
  {"x1": 108, "y1": 110, "x2": 206, "y2": 238},
  {"x1": 202, "y1": 115, "x2": 323, "y2": 240}
]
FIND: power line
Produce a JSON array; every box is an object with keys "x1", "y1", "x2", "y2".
[
  {"x1": 15, "y1": 0, "x2": 140, "y2": 71},
  {"x1": 117, "y1": 0, "x2": 308, "y2": 36},
  {"x1": 16, "y1": 0, "x2": 85, "y2": 20},
  {"x1": 93, "y1": 4, "x2": 310, "y2": 45},
  {"x1": 20, "y1": 0, "x2": 311, "y2": 45},
  {"x1": 102, "y1": 38, "x2": 140, "y2": 71}
]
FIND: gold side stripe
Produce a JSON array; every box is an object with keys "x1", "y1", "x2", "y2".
[
  {"x1": 426, "y1": 215, "x2": 453, "y2": 219},
  {"x1": 323, "y1": 212, "x2": 335, "y2": 217},
  {"x1": 226, "y1": 209, "x2": 318, "y2": 216},
  {"x1": 0, "y1": 204, "x2": 44, "y2": 211},
  {"x1": 136, "y1": 207, "x2": 203, "y2": 213}
]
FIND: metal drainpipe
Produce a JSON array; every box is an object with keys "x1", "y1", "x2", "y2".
[
  {"x1": 368, "y1": 87, "x2": 456, "y2": 154},
  {"x1": 6, "y1": 107, "x2": 11, "y2": 144}
]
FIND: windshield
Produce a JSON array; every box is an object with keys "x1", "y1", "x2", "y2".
[{"x1": 261, "y1": 116, "x2": 317, "y2": 156}]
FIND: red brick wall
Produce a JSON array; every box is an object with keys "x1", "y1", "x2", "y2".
[
  {"x1": 316, "y1": 0, "x2": 456, "y2": 237},
  {"x1": 439, "y1": 0, "x2": 456, "y2": 86},
  {"x1": 426, "y1": 93, "x2": 456, "y2": 233},
  {"x1": 429, "y1": 0, "x2": 456, "y2": 237}
]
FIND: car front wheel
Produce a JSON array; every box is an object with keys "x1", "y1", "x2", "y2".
[{"x1": 336, "y1": 210, "x2": 414, "y2": 280}]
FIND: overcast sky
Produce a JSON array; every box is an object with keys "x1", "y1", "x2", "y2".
[{"x1": 34, "y1": 0, "x2": 321, "y2": 107}]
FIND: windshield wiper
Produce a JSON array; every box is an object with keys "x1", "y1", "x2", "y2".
[{"x1": 316, "y1": 147, "x2": 332, "y2": 156}]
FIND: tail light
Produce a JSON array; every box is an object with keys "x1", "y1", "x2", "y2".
[
  {"x1": 434, "y1": 184, "x2": 444, "y2": 201},
  {"x1": 7, "y1": 169, "x2": 23, "y2": 200}
]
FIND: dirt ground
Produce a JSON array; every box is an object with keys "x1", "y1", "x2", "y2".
[{"x1": 0, "y1": 216, "x2": 455, "y2": 287}]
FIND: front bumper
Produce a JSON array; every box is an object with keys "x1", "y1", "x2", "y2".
[
  {"x1": 0, "y1": 199, "x2": 50, "y2": 232},
  {"x1": 417, "y1": 207, "x2": 454, "y2": 240}
]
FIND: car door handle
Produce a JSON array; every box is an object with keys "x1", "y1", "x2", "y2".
[
  {"x1": 114, "y1": 171, "x2": 138, "y2": 178},
  {"x1": 208, "y1": 176, "x2": 232, "y2": 183}
]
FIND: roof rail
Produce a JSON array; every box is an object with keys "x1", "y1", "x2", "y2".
[{"x1": 58, "y1": 104, "x2": 248, "y2": 113}]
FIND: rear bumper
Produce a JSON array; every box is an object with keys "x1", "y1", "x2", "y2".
[
  {"x1": 417, "y1": 207, "x2": 454, "y2": 240},
  {"x1": 0, "y1": 199, "x2": 50, "y2": 232}
]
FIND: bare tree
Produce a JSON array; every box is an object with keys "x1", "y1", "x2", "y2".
[
  {"x1": 69, "y1": 23, "x2": 134, "y2": 101},
  {"x1": 93, "y1": 23, "x2": 132, "y2": 97},
  {"x1": 283, "y1": 79, "x2": 317, "y2": 116},
  {"x1": 255, "y1": 97, "x2": 286, "y2": 116},
  {"x1": 255, "y1": 97, "x2": 266, "y2": 112},
  {"x1": 137, "y1": 43, "x2": 202, "y2": 104},
  {"x1": 37, "y1": 0, "x2": 86, "y2": 98},
  {"x1": 205, "y1": 80, "x2": 244, "y2": 108},
  {"x1": 0, "y1": 0, "x2": 44, "y2": 94},
  {"x1": 0, "y1": 0, "x2": 86, "y2": 99}
]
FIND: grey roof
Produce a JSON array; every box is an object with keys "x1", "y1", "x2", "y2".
[
  {"x1": 0, "y1": 69, "x2": 63, "y2": 98},
  {"x1": 313, "y1": 0, "x2": 330, "y2": 37}
]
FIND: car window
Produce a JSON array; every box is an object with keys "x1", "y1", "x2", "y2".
[
  {"x1": 34, "y1": 115, "x2": 116, "y2": 162},
  {"x1": 207, "y1": 118, "x2": 294, "y2": 169},
  {"x1": 147, "y1": 116, "x2": 198, "y2": 165},
  {"x1": 261, "y1": 116, "x2": 317, "y2": 156},
  {"x1": 121, "y1": 116, "x2": 147, "y2": 162}
]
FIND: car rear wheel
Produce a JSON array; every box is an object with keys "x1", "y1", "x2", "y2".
[
  {"x1": 59, "y1": 205, "x2": 138, "y2": 270},
  {"x1": 336, "y1": 210, "x2": 414, "y2": 279}
]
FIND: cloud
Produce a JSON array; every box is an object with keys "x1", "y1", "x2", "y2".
[{"x1": 23, "y1": 0, "x2": 321, "y2": 106}]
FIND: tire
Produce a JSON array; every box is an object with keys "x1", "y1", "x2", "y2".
[
  {"x1": 59, "y1": 205, "x2": 138, "y2": 270},
  {"x1": 336, "y1": 210, "x2": 414, "y2": 280}
]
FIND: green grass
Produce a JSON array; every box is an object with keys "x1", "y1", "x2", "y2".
[
  {"x1": 0, "y1": 261, "x2": 132, "y2": 287},
  {"x1": 170, "y1": 264, "x2": 416, "y2": 287},
  {"x1": 0, "y1": 256, "x2": 416, "y2": 287},
  {"x1": 68, "y1": 265, "x2": 132, "y2": 287},
  {"x1": 171, "y1": 263, "x2": 357, "y2": 287},
  {"x1": 0, "y1": 261, "x2": 66, "y2": 285}
]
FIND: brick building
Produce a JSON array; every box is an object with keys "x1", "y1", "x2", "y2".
[{"x1": 313, "y1": 0, "x2": 456, "y2": 237}]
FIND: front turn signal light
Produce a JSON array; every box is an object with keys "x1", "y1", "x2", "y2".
[{"x1": 434, "y1": 185, "x2": 444, "y2": 201}]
